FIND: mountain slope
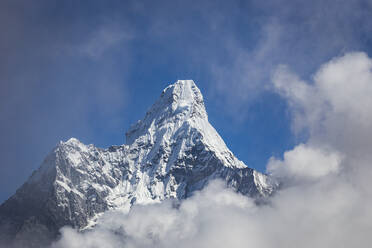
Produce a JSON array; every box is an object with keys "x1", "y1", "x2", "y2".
[{"x1": 0, "y1": 80, "x2": 277, "y2": 247}]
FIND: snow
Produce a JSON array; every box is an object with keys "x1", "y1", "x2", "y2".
[{"x1": 253, "y1": 170, "x2": 277, "y2": 196}]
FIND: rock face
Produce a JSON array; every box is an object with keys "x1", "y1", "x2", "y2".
[{"x1": 0, "y1": 80, "x2": 277, "y2": 247}]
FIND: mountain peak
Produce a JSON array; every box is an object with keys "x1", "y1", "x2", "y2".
[
  {"x1": 125, "y1": 80, "x2": 207, "y2": 144},
  {"x1": 62, "y1": 137, "x2": 83, "y2": 147},
  {"x1": 162, "y1": 80, "x2": 207, "y2": 119},
  {"x1": 155, "y1": 80, "x2": 207, "y2": 121},
  {"x1": 0, "y1": 79, "x2": 277, "y2": 248}
]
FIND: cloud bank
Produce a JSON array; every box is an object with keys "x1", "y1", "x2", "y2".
[{"x1": 51, "y1": 52, "x2": 372, "y2": 247}]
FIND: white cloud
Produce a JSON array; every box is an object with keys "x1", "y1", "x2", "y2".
[
  {"x1": 78, "y1": 24, "x2": 132, "y2": 59},
  {"x1": 273, "y1": 52, "x2": 372, "y2": 157},
  {"x1": 59, "y1": 23, "x2": 133, "y2": 60},
  {"x1": 267, "y1": 143, "x2": 342, "y2": 181},
  {"x1": 52, "y1": 177, "x2": 371, "y2": 248},
  {"x1": 315, "y1": 52, "x2": 372, "y2": 127}
]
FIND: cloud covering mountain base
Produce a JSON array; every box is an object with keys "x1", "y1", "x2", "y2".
[{"x1": 52, "y1": 52, "x2": 372, "y2": 248}]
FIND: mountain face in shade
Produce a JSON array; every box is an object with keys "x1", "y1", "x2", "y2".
[{"x1": 0, "y1": 80, "x2": 277, "y2": 247}]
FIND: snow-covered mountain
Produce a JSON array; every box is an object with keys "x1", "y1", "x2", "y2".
[{"x1": 0, "y1": 80, "x2": 277, "y2": 247}]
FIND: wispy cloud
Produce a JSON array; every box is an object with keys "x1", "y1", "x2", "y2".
[
  {"x1": 209, "y1": 21, "x2": 283, "y2": 108},
  {"x1": 74, "y1": 24, "x2": 133, "y2": 59}
]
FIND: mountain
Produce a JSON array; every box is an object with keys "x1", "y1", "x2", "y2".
[{"x1": 0, "y1": 80, "x2": 277, "y2": 247}]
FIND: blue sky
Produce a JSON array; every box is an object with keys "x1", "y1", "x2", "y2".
[{"x1": 1, "y1": 0, "x2": 372, "y2": 203}]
